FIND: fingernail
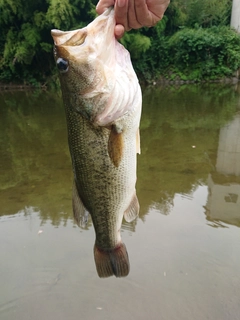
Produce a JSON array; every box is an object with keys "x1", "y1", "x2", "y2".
[{"x1": 117, "y1": 0, "x2": 125, "y2": 7}]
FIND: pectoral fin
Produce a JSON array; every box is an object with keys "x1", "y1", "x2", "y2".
[
  {"x1": 72, "y1": 180, "x2": 89, "y2": 228},
  {"x1": 108, "y1": 125, "x2": 124, "y2": 167},
  {"x1": 124, "y1": 193, "x2": 140, "y2": 222}
]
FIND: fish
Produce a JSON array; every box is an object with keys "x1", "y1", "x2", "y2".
[{"x1": 51, "y1": 8, "x2": 142, "y2": 278}]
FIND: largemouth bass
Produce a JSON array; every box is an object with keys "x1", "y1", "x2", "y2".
[{"x1": 51, "y1": 8, "x2": 142, "y2": 278}]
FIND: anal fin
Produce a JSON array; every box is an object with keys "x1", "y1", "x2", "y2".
[
  {"x1": 124, "y1": 193, "x2": 140, "y2": 222},
  {"x1": 94, "y1": 243, "x2": 129, "y2": 278},
  {"x1": 72, "y1": 180, "x2": 89, "y2": 228},
  {"x1": 108, "y1": 125, "x2": 123, "y2": 167}
]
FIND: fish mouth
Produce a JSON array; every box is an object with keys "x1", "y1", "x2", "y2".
[{"x1": 51, "y1": 7, "x2": 115, "y2": 47}]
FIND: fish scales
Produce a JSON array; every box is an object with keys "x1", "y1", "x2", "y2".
[
  {"x1": 66, "y1": 101, "x2": 139, "y2": 248},
  {"x1": 51, "y1": 8, "x2": 142, "y2": 278}
]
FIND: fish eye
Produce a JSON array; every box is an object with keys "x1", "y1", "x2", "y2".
[{"x1": 56, "y1": 57, "x2": 69, "y2": 73}]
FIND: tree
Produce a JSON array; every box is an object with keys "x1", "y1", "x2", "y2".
[{"x1": 0, "y1": 0, "x2": 96, "y2": 85}]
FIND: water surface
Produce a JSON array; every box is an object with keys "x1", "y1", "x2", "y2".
[{"x1": 1, "y1": 84, "x2": 240, "y2": 320}]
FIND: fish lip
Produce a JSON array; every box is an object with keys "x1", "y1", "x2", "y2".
[
  {"x1": 51, "y1": 8, "x2": 114, "y2": 46},
  {"x1": 51, "y1": 29, "x2": 64, "y2": 36},
  {"x1": 51, "y1": 29, "x2": 71, "y2": 46},
  {"x1": 51, "y1": 28, "x2": 87, "y2": 46}
]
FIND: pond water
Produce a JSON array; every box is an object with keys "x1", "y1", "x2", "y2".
[{"x1": 0, "y1": 84, "x2": 240, "y2": 320}]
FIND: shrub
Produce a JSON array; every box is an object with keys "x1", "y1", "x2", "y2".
[{"x1": 167, "y1": 26, "x2": 240, "y2": 80}]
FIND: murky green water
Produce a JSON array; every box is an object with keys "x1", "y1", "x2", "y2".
[{"x1": 1, "y1": 84, "x2": 240, "y2": 320}]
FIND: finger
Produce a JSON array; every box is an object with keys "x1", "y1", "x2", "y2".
[
  {"x1": 147, "y1": 0, "x2": 171, "y2": 19},
  {"x1": 114, "y1": 0, "x2": 130, "y2": 31},
  {"x1": 128, "y1": 0, "x2": 142, "y2": 29},
  {"x1": 134, "y1": 0, "x2": 153, "y2": 26},
  {"x1": 114, "y1": 24, "x2": 125, "y2": 39},
  {"x1": 139, "y1": 0, "x2": 170, "y2": 26},
  {"x1": 96, "y1": 0, "x2": 115, "y2": 14}
]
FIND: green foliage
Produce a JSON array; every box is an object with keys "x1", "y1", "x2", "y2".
[
  {"x1": 0, "y1": 0, "x2": 95, "y2": 85},
  {"x1": 167, "y1": 26, "x2": 240, "y2": 80},
  {"x1": 126, "y1": 0, "x2": 238, "y2": 83},
  {"x1": 0, "y1": 0, "x2": 237, "y2": 85},
  {"x1": 187, "y1": 0, "x2": 232, "y2": 28},
  {"x1": 164, "y1": 0, "x2": 188, "y2": 34},
  {"x1": 165, "y1": 0, "x2": 232, "y2": 31},
  {"x1": 121, "y1": 17, "x2": 169, "y2": 83},
  {"x1": 46, "y1": 0, "x2": 77, "y2": 30},
  {"x1": 120, "y1": 32, "x2": 151, "y2": 60},
  {"x1": 132, "y1": 34, "x2": 169, "y2": 83}
]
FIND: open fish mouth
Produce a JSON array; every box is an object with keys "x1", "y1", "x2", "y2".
[
  {"x1": 51, "y1": 7, "x2": 116, "y2": 70},
  {"x1": 51, "y1": 7, "x2": 114, "y2": 47}
]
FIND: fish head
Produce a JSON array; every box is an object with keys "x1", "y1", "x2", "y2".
[{"x1": 51, "y1": 8, "x2": 116, "y2": 95}]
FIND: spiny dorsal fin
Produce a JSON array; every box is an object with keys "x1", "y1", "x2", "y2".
[
  {"x1": 72, "y1": 180, "x2": 89, "y2": 228},
  {"x1": 124, "y1": 193, "x2": 140, "y2": 222},
  {"x1": 108, "y1": 125, "x2": 124, "y2": 167}
]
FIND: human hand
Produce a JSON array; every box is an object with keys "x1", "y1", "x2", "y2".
[{"x1": 96, "y1": 0, "x2": 170, "y2": 38}]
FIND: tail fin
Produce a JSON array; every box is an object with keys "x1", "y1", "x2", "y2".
[{"x1": 94, "y1": 243, "x2": 130, "y2": 278}]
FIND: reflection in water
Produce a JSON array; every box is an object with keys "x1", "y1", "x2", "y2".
[
  {"x1": 1, "y1": 85, "x2": 240, "y2": 319},
  {"x1": 216, "y1": 113, "x2": 240, "y2": 175},
  {"x1": 137, "y1": 84, "x2": 240, "y2": 225},
  {"x1": 0, "y1": 90, "x2": 73, "y2": 227},
  {"x1": 205, "y1": 112, "x2": 240, "y2": 228},
  {"x1": 0, "y1": 84, "x2": 240, "y2": 229}
]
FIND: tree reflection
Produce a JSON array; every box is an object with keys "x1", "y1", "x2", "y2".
[
  {"x1": 0, "y1": 84, "x2": 239, "y2": 229},
  {"x1": 137, "y1": 83, "x2": 238, "y2": 219}
]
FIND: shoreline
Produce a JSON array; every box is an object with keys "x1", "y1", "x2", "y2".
[
  {"x1": 0, "y1": 76, "x2": 239, "y2": 91},
  {"x1": 140, "y1": 76, "x2": 240, "y2": 87},
  {"x1": 0, "y1": 83, "x2": 47, "y2": 91}
]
